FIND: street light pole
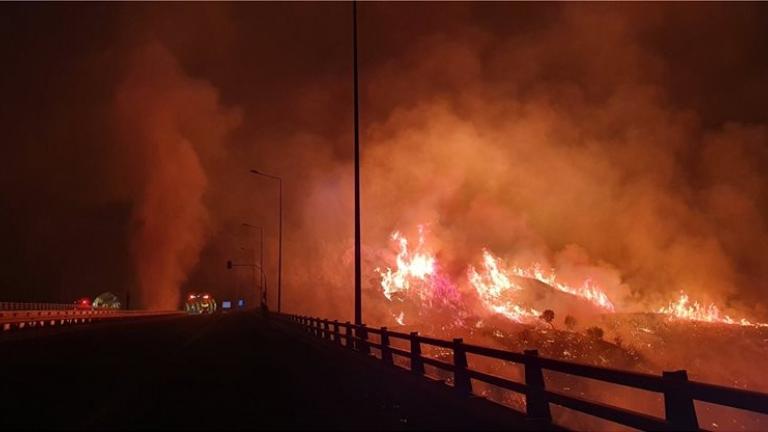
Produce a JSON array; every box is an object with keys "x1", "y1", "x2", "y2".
[
  {"x1": 242, "y1": 222, "x2": 265, "y2": 302},
  {"x1": 250, "y1": 169, "x2": 283, "y2": 313},
  {"x1": 352, "y1": 0, "x2": 362, "y2": 325},
  {"x1": 242, "y1": 223, "x2": 264, "y2": 305},
  {"x1": 237, "y1": 246, "x2": 251, "y2": 302}
]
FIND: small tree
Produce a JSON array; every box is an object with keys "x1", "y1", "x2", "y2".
[
  {"x1": 586, "y1": 326, "x2": 604, "y2": 340},
  {"x1": 613, "y1": 335, "x2": 624, "y2": 348},
  {"x1": 564, "y1": 315, "x2": 577, "y2": 331},
  {"x1": 540, "y1": 309, "x2": 555, "y2": 328}
]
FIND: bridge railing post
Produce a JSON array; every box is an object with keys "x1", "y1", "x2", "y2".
[
  {"x1": 380, "y1": 327, "x2": 393, "y2": 365},
  {"x1": 410, "y1": 332, "x2": 425, "y2": 376},
  {"x1": 345, "y1": 322, "x2": 353, "y2": 349},
  {"x1": 333, "y1": 320, "x2": 341, "y2": 345},
  {"x1": 357, "y1": 324, "x2": 370, "y2": 355},
  {"x1": 452, "y1": 338, "x2": 472, "y2": 397},
  {"x1": 311, "y1": 318, "x2": 318, "y2": 336},
  {"x1": 322, "y1": 319, "x2": 330, "y2": 340},
  {"x1": 524, "y1": 349, "x2": 552, "y2": 422},
  {"x1": 663, "y1": 370, "x2": 699, "y2": 431}
]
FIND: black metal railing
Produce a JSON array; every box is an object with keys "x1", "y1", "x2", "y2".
[{"x1": 276, "y1": 313, "x2": 768, "y2": 431}]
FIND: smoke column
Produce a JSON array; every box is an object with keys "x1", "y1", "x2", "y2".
[{"x1": 115, "y1": 43, "x2": 241, "y2": 309}]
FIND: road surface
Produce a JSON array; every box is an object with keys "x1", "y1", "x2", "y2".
[{"x1": 0, "y1": 310, "x2": 536, "y2": 430}]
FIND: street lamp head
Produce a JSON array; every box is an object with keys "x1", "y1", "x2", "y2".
[{"x1": 250, "y1": 169, "x2": 282, "y2": 181}]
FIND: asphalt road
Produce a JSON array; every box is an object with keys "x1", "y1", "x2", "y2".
[{"x1": 0, "y1": 310, "x2": 535, "y2": 430}]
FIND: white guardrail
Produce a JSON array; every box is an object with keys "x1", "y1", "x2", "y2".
[{"x1": 0, "y1": 302, "x2": 183, "y2": 332}]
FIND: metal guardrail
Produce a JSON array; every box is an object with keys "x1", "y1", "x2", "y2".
[
  {"x1": 0, "y1": 302, "x2": 183, "y2": 332},
  {"x1": 277, "y1": 313, "x2": 768, "y2": 431},
  {"x1": 0, "y1": 302, "x2": 79, "y2": 311}
]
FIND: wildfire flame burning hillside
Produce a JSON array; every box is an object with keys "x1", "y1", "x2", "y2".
[
  {"x1": 377, "y1": 228, "x2": 436, "y2": 301},
  {"x1": 375, "y1": 226, "x2": 460, "y2": 311},
  {"x1": 509, "y1": 264, "x2": 614, "y2": 311},
  {"x1": 373, "y1": 226, "x2": 768, "y2": 428},
  {"x1": 468, "y1": 250, "x2": 541, "y2": 322},
  {"x1": 375, "y1": 227, "x2": 768, "y2": 329},
  {"x1": 659, "y1": 292, "x2": 768, "y2": 328}
]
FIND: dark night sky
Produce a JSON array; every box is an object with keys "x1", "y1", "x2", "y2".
[{"x1": 1, "y1": 3, "x2": 767, "y2": 318}]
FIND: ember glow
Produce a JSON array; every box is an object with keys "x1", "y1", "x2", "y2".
[{"x1": 659, "y1": 292, "x2": 768, "y2": 328}]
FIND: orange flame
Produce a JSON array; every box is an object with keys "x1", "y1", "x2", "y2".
[
  {"x1": 658, "y1": 292, "x2": 768, "y2": 327},
  {"x1": 394, "y1": 311, "x2": 405, "y2": 326},
  {"x1": 510, "y1": 264, "x2": 615, "y2": 311},
  {"x1": 468, "y1": 250, "x2": 541, "y2": 323},
  {"x1": 377, "y1": 227, "x2": 436, "y2": 301},
  {"x1": 376, "y1": 226, "x2": 768, "y2": 332}
]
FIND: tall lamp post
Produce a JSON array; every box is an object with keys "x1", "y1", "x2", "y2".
[
  {"x1": 241, "y1": 223, "x2": 264, "y2": 306},
  {"x1": 250, "y1": 169, "x2": 283, "y2": 313},
  {"x1": 352, "y1": 0, "x2": 362, "y2": 325}
]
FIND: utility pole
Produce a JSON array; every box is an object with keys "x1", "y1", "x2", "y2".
[
  {"x1": 250, "y1": 170, "x2": 283, "y2": 312},
  {"x1": 242, "y1": 223, "x2": 264, "y2": 305},
  {"x1": 353, "y1": 0, "x2": 362, "y2": 326}
]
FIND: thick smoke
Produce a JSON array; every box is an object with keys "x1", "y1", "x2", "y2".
[
  {"x1": 114, "y1": 43, "x2": 241, "y2": 309},
  {"x1": 97, "y1": 4, "x2": 768, "y2": 320},
  {"x1": 2, "y1": 3, "x2": 766, "y2": 319},
  {"x1": 281, "y1": 3, "x2": 768, "y2": 322}
]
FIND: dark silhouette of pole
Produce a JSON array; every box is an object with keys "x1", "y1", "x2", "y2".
[
  {"x1": 278, "y1": 178, "x2": 282, "y2": 312},
  {"x1": 242, "y1": 223, "x2": 264, "y2": 302},
  {"x1": 353, "y1": 0, "x2": 362, "y2": 325},
  {"x1": 250, "y1": 169, "x2": 283, "y2": 313}
]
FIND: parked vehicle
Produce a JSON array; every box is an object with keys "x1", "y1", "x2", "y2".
[
  {"x1": 184, "y1": 293, "x2": 217, "y2": 314},
  {"x1": 74, "y1": 297, "x2": 92, "y2": 310}
]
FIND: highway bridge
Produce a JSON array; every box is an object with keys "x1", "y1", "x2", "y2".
[{"x1": 1, "y1": 305, "x2": 766, "y2": 430}]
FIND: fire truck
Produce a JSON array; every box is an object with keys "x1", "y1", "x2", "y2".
[{"x1": 184, "y1": 293, "x2": 217, "y2": 314}]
